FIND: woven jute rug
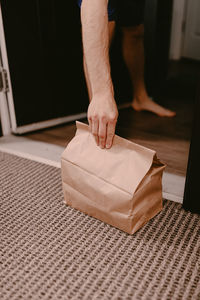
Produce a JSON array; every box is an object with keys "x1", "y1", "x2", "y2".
[{"x1": 0, "y1": 151, "x2": 200, "y2": 300}]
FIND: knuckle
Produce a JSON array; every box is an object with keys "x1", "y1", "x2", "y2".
[
  {"x1": 109, "y1": 113, "x2": 118, "y2": 122},
  {"x1": 99, "y1": 134, "x2": 105, "y2": 139},
  {"x1": 100, "y1": 115, "x2": 107, "y2": 122},
  {"x1": 109, "y1": 118, "x2": 116, "y2": 124},
  {"x1": 92, "y1": 115, "x2": 98, "y2": 121}
]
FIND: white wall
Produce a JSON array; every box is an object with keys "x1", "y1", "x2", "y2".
[{"x1": 169, "y1": 0, "x2": 187, "y2": 60}]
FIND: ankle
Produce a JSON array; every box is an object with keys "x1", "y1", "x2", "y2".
[{"x1": 133, "y1": 94, "x2": 148, "y2": 104}]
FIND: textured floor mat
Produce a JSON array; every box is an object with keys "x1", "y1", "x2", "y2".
[{"x1": 0, "y1": 151, "x2": 199, "y2": 300}]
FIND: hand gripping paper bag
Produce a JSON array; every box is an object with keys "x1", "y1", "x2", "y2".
[{"x1": 61, "y1": 121, "x2": 166, "y2": 234}]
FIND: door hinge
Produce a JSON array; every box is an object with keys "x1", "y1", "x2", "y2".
[{"x1": 0, "y1": 67, "x2": 9, "y2": 92}]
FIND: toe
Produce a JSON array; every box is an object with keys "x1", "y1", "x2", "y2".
[{"x1": 167, "y1": 110, "x2": 176, "y2": 117}]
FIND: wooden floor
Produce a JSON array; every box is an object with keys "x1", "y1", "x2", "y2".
[
  {"x1": 25, "y1": 100, "x2": 192, "y2": 176},
  {"x1": 25, "y1": 59, "x2": 197, "y2": 176}
]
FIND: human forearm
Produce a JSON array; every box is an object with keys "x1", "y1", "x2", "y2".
[
  {"x1": 81, "y1": 0, "x2": 114, "y2": 97},
  {"x1": 80, "y1": 0, "x2": 118, "y2": 149}
]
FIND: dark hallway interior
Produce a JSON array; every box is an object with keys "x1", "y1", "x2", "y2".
[{"x1": 25, "y1": 58, "x2": 199, "y2": 176}]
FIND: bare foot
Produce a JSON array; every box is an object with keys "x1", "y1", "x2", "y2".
[{"x1": 132, "y1": 97, "x2": 176, "y2": 117}]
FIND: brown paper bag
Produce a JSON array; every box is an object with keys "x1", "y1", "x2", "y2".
[{"x1": 61, "y1": 121, "x2": 166, "y2": 234}]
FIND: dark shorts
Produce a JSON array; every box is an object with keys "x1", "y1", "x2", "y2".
[{"x1": 78, "y1": 0, "x2": 145, "y2": 26}]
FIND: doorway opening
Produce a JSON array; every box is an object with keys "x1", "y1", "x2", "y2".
[{"x1": 0, "y1": 0, "x2": 199, "y2": 205}]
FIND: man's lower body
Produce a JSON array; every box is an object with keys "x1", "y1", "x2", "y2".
[{"x1": 79, "y1": 0, "x2": 176, "y2": 117}]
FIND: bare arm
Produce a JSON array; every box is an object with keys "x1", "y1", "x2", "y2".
[{"x1": 81, "y1": 0, "x2": 118, "y2": 149}]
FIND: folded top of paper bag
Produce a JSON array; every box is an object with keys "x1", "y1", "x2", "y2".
[{"x1": 61, "y1": 121, "x2": 157, "y2": 195}]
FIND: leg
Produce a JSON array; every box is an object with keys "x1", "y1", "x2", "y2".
[
  {"x1": 83, "y1": 21, "x2": 116, "y2": 102},
  {"x1": 121, "y1": 24, "x2": 176, "y2": 117}
]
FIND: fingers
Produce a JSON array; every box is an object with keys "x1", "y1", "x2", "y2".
[
  {"x1": 98, "y1": 118, "x2": 107, "y2": 149},
  {"x1": 91, "y1": 118, "x2": 99, "y2": 146},
  {"x1": 88, "y1": 117, "x2": 117, "y2": 149},
  {"x1": 88, "y1": 117, "x2": 92, "y2": 132},
  {"x1": 105, "y1": 120, "x2": 116, "y2": 149}
]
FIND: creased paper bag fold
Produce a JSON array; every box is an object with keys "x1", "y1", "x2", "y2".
[{"x1": 61, "y1": 121, "x2": 166, "y2": 234}]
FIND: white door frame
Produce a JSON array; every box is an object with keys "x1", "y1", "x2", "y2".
[
  {"x1": 0, "y1": 2, "x2": 89, "y2": 136},
  {"x1": 0, "y1": 4, "x2": 88, "y2": 136},
  {"x1": 182, "y1": 0, "x2": 200, "y2": 60},
  {"x1": 0, "y1": 3, "x2": 16, "y2": 135},
  {"x1": 169, "y1": 0, "x2": 188, "y2": 60}
]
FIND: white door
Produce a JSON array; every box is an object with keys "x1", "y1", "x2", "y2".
[{"x1": 182, "y1": 0, "x2": 200, "y2": 60}]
